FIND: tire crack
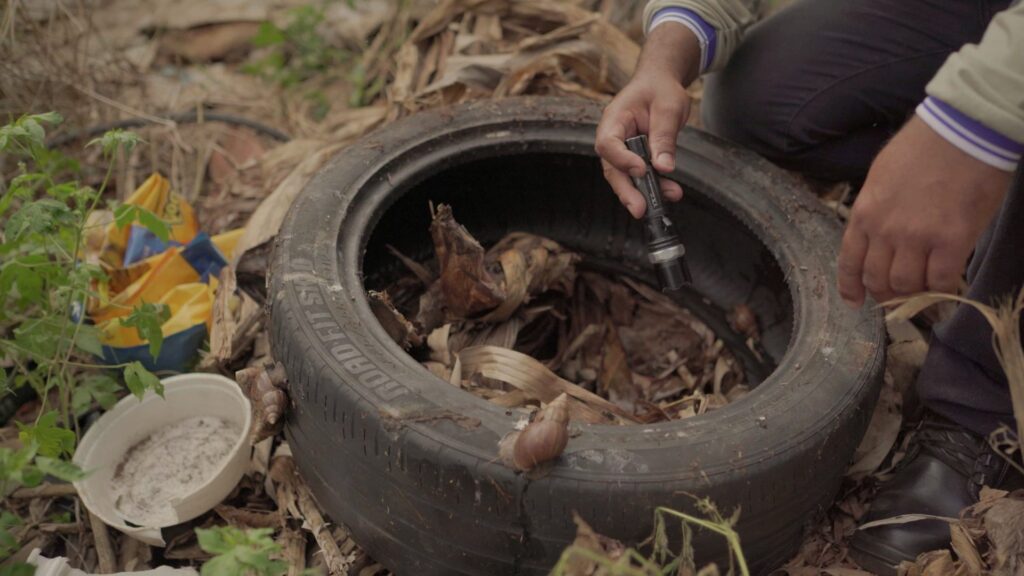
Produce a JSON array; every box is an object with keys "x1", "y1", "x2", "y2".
[{"x1": 512, "y1": 476, "x2": 532, "y2": 575}]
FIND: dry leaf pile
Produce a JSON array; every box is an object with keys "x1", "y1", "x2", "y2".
[{"x1": 375, "y1": 204, "x2": 752, "y2": 435}]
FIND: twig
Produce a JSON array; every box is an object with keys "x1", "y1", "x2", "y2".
[
  {"x1": 88, "y1": 511, "x2": 117, "y2": 574},
  {"x1": 75, "y1": 86, "x2": 176, "y2": 129},
  {"x1": 10, "y1": 482, "x2": 77, "y2": 499},
  {"x1": 39, "y1": 522, "x2": 83, "y2": 534},
  {"x1": 271, "y1": 455, "x2": 353, "y2": 575},
  {"x1": 118, "y1": 534, "x2": 152, "y2": 572},
  {"x1": 213, "y1": 504, "x2": 283, "y2": 529},
  {"x1": 281, "y1": 527, "x2": 308, "y2": 576}
]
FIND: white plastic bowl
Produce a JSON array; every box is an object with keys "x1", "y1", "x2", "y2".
[{"x1": 73, "y1": 373, "x2": 252, "y2": 546}]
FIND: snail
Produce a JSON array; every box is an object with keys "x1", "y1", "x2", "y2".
[
  {"x1": 237, "y1": 362, "x2": 289, "y2": 443},
  {"x1": 513, "y1": 393, "x2": 570, "y2": 471}
]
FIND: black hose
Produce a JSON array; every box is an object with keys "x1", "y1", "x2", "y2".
[{"x1": 46, "y1": 109, "x2": 292, "y2": 148}]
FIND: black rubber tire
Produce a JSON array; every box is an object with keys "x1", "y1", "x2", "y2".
[{"x1": 269, "y1": 97, "x2": 885, "y2": 575}]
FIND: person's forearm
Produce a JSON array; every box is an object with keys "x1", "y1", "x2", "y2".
[
  {"x1": 636, "y1": 23, "x2": 703, "y2": 87},
  {"x1": 642, "y1": 0, "x2": 757, "y2": 74}
]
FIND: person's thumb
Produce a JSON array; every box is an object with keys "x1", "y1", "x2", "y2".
[{"x1": 648, "y1": 96, "x2": 689, "y2": 173}]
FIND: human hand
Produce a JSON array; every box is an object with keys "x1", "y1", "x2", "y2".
[
  {"x1": 595, "y1": 24, "x2": 701, "y2": 218},
  {"x1": 837, "y1": 115, "x2": 1013, "y2": 307}
]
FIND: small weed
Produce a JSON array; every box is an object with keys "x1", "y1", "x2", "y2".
[
  {"x1": 198, "y1": 526, "x2": 319, "y2": 576},
  {"x1": 0, "y1": 113, "x2": 167, "y2": 566},
  {"x1": 244, "y1": 5, "x2": 350, "y2": 89},
  {"x1": 550, "y1": 498, "x2": 749, "y2": 576}
]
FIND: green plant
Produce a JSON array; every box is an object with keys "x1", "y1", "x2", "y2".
[
  {"x1": 198, "y1": 526, "x2": 318, "y2": 576},
  {"x1": 0, "y1": 113, "x2": 169, "y2": 563},
  {"x1": 549, "y1": 498, "x2": 749, "y2": 576},
  {"x1": 244, "y1": 5, "x2": 350, "y2": 89}
]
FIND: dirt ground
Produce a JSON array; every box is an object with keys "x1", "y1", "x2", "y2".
[{"x1": 1, "y1": 0, "x2": 1018, "y2": 574}]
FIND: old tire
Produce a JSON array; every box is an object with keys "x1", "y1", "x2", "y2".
[{"x1": 269, "y1": 97, "x2": 885, "y2": 575}]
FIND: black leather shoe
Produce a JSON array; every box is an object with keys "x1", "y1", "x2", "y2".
[{"x1": 849, "y1": 413, "x2": 1021, "y2": 575}]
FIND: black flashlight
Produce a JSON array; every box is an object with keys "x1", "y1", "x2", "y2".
[{"x1": 624, "y1": 134, "x2": 692, "y2": 292}]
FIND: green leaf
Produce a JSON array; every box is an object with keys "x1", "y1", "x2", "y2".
[
  {"x1": 74, "y1": 323, "x2": 104, "y2": 357},
  {"x1": 251, "y1": 21, "x2": 285, "y2": 47},
  {"x1": 122, "y1": 302, "x2": 170, "y2": 359},
  {"x1": 45, "y1": 182, "x2": 79, "y2": 202},
  {"x1": 0, "y1": 564, "x2": 35, "y2": 576},
  {"x1": 112, "y1": 204, "x2": 171, "y2": 243},
  {"x1": 17, "y1": 412, "x2": 75, "y2": 458},
  {"x1": 5, "y1": 197, "x2": 75, "y2": 240},
  {"x1": 0, "y1": 257, "x2": 45, "y2": 308},
  {"x1": 13, "y1": 317, "x2": 64, "y2": 362},
  {"x1": 87, "y1": 128, "x2": 141, "y2": 158},
  {"x1": 0, "y1": 112, "x2": 61, "y2": 153},
  {"x1": 0, "y1": 446, "x2": 41, "y2": 490},
  {"x1": 123, "y1": 361, "x2": 163, "y2": 399},
  {"x1": 73, "y1": 373, "x2": 122, "y2": 416},
  {"x1": 112, "y1": 203, "x2": 133, "y2": 229},
  {"x1": 137, "y1": 208, "x2": 171, "y2": 242},
  {"x1": 198, "y1": 526, "x2": 287, "y2": 576},
  {"x1": 49, "y1": 511, "x2": 71, "y2": 524},
  {"x1": 34, "y1": 456, "x2": 86, "y2": 482},
  {"x1": 0, "y1": 512, "x2": 22, "y2": 561}
]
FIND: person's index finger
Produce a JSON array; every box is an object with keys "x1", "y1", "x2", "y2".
[{"x1": 837, "y1": 227, "x2": 868, "y2": 307}]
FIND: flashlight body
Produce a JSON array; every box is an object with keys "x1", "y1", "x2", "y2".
[{"x1": 624, "y1": 135, "x2": 692, "y2": 291}]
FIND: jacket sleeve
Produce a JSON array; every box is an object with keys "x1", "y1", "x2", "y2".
[
  {"x1": 917, "y1": 2, "x2": 1024, "y2": 171},
  {"x1": 641, "y1": 0, "x2": 759, "y2": 73}
]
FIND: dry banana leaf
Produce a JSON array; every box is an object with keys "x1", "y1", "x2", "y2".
[
  {"x1": 599, "y1": 321, "x2": 635, "y2": 408},
  {"x1": 459, "y1": 345, "x2": 637, "y2": 424},
  {"x1": 430, "y1": 204, "x2": 505, "y2": 318}
]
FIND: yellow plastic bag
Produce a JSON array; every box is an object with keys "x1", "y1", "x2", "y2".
[
  {"x1": 88, "y1": 173, "x2": 242, "y2": 372},
  {"x1": 100, "y1": 173, "x2": 198, "y2": 269}
]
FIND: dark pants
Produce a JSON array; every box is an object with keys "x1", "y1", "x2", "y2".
[{"x1": 702, "y1": 0, "x2": 1020, "y2": 435}]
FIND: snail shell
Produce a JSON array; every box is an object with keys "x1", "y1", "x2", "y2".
[{"x1": 513, "y1": 393, "x2": 570, "y2": 471}]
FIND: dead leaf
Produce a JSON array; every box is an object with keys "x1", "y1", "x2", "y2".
[
  {"x1": 160, "y1": 21, "x2": 260, "y2": 62},
  {"x1": 562, "y1": 512, "x2": 627, "y2": 575},
  {"x1": 427, "y1": 324, "x2": 453, "y2": 365},
  {"x1": 368, "y1": 290, "x2": 423, "y2": 350},
  {"x1": 823, "y1": 568, "x2": 875, "y2": 576},
  {"x1": 916, "y1": 550, "x2": 958, "y2": 576},
  {"x1": 847, "y1": 369, "x2": 902, "y2": 479},
  {"x1": 480, "y1": 249, "x2": 529, "y2": 322},
  {"x1": 208, "y1": 126, "x2": 267, "y2": 184},
  {"x1": 599, "y1": 321, "x2": 635, "y2": 408},
  {"x1": 149, "y1": 0, "x2": 269, "y2": 29},
  {"x1": 858, "y1": 513, "x2": 957, "y2": 531},
  {"x1": 460, "y1": 345, "x2": 636, "y2": 423},
  {"x1": 430, "y1": 204, "x2": 505, "y2": 318},
  {"x1": 984, "y1": 495, "x2": 1024, "y2": 575},
  {"x1": 949, "y1": 521, "x2": 984, "y2": 575}
]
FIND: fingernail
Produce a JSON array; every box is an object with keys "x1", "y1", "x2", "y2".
[
  {"x1": 629, "y1": 167, "x2": 645, "y2": 178},
  {"x1": 658, "y1": 153, "x2": 674, "y2": 169}
]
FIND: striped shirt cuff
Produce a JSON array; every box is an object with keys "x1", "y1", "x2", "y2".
[
  {"x1": 647, "y1": 7, "x2": 717, "y2": 73},
  {"x1": 916, "y1": 96, "x2": 1023, "y2": 172}
]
